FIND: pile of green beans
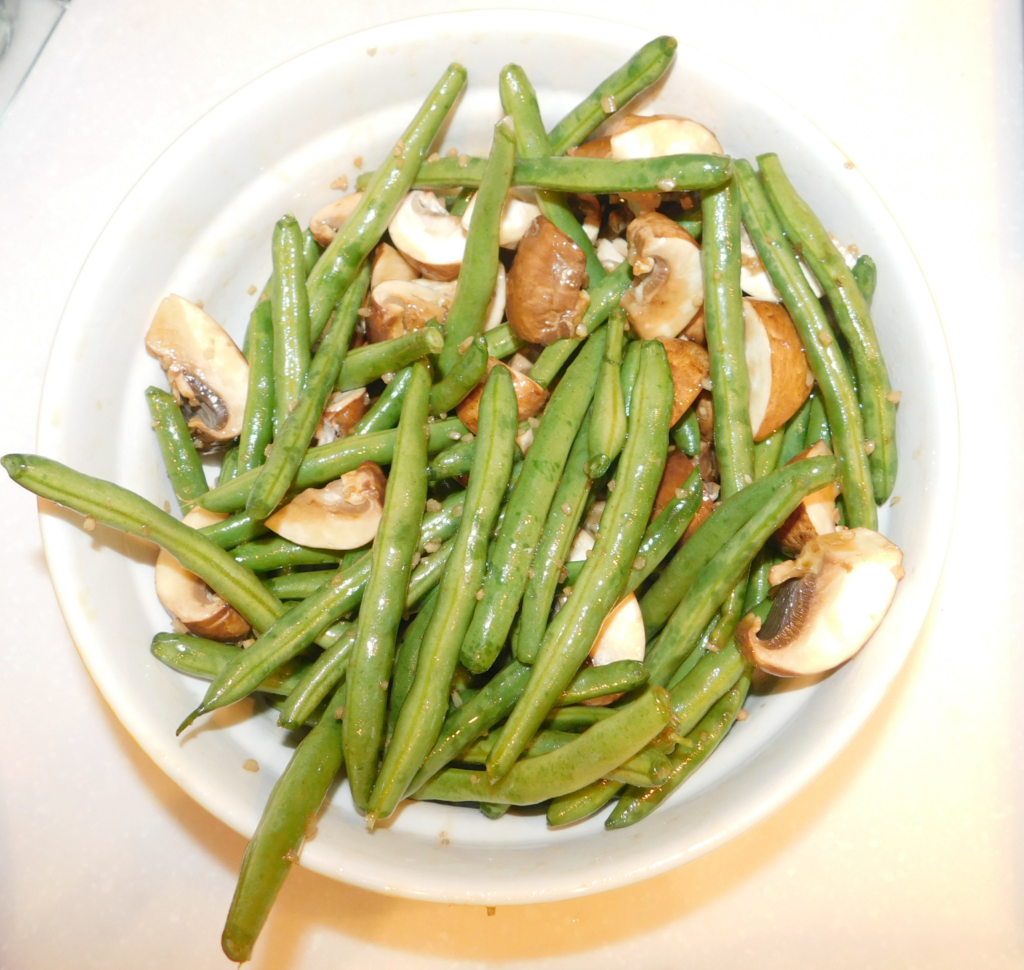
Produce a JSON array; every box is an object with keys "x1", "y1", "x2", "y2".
[{"x1": 1, "y1": 40, "x2": 907, "y2": 964}]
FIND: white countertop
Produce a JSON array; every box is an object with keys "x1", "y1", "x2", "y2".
[{"x1": 1, "y1": 1, "x2": 1022, "y2": 967}]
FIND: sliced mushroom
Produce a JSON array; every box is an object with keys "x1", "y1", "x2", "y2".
[
  {"x1": 371, "y1": 242, "x2": 418, "y2": 288},
  {"x1": 774, "y1": 441, "x2": 840, "y2": 555},
  {"x1": 155, "y1": 508, "x2": 249, "y2": 641},
  {"x1": 620, "y1": 212, "x2": 703, "y2": 340},
  {"x1": 505, "y1": 216, "x2": 590, "y2": 345},
  {"x1": 482, "y1": 263, "x2": 507, "y2": 332},
  {"x1": 146, "y1": 295, "x2": 249, "y2": 448},
  {"x1": 366, "y1": 279, "x2": 457, "y2": 343},
  {"x1": 736, "y1": 528, "x2": 904, "y2": 677},
  {"x1": 682, "y1": 306, "x2": 706, "y2": 346},
  {"x1": 740, "y1": 225, "x2": 782, "y2": 303},
  {"x1": 609, "y1": 114, "x2": 724, "y2": 159},
  {"x1": 596, "y1": 236, "x2": 628, "y2": 272},
  {"x1": 310, "y1": 192, "x2": 364, "y2": 247},
  {"x1": 582, "y1": 593, "x2": 646, "y2": 704},
  {"x1": 508, "y1": 352, "x2": 534, "y2": 375},
  {"x1": 455, "y1": 358, "x2": 549, "y2": 434},
  {"x1": 388, "y1": 190, "x2": 466, "y2": 280},
  {"x1": 744, "y1": 298, "x2": 813, "y2": 440},
  {"x1": 660, "y1": 337, "x2": 710, "y2": 426},
  {"x1": 265, "y1": 462, "x2": 386, "y2": 550},
  {"x1": 313, "y1": 388, "x2": 370, "y2": 446},
  {"x1": 652, "y1": 451, "x2": 714, "y2": 542},
  {"x1": 582, "y1": 500, "x2": 605, "y2": 538},
  {"x1": 515, "y1": 425, "x2": 535, "y2": 456},
  {"x1": 569, "y1": 194, "x2": 602, "y2": 244},
  {"x1": 567, "y1": 527, "x2": 595, "y2": 562},
  {"x1": 461, "y1": 190, "x2": 542, "y2": 250},
  {"x1": 568, "y1": 137, "x2": 612, "y2": 159}
]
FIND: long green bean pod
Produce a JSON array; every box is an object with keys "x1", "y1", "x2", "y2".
[
  {"x1": 556, "y1": 660, "x2": 648, "y2": 705},
  {"x1": 643, "y1": 456, "x2": 837, "y2": 687},
  {"x1": 459, "y1": 329, "x2": 607, "y2": 674},
  {"x1": 852, "y1": 254, "x2": 877, "y2": 305},
  {"x1": 218, "y1": 447, "x2": 239, "y2": 485},
  {"x1": 547, "y1": 778, "x2": 624, "y2": 827},
  {"x1": 2, "y1": 455, "x2": 283, "y2": 633},
  {"x1": 587, "y1": 307, "x2": 627, "y2": 477},
  {"x1": 247, "y1": 263, "x2": 371, "y2": 520},
  {"x1": 221, "y1": 682, "x2": 346, "y2": 963},
  {"x1": 270, "y1": 215, "x2": 312, "y2": 432},
  {"x1": 606, "y1": 674, "x2": 750, "y2": 829},
  {"x1": 436, "y1": 117, "x2": 517, "y2": 374},
  {"x1": 778, "y1": 394, "x2": 813, "y2": 465},
  {"x1": 232, "y1": 536, "x2": 344, "y2": 572},
  {"x1": 430, "y1": 336, "x2": 488, "y2": 413},
  {"x1": 672, "y1": 408, "x2": 700, "y2": 457},
  {"x1": 735, "y1": 159, "x2": 875, "y2": 528},
  {"x1": 306, "y1": 64, "x2": 467, "y2": 341},
  {"x1": 336, "y1": 326, "x2": 444, "y2": 392},
  {"x1": 758, "y1": 154, "x2": 896, "y2": 503},
  {"x1": 369, "y1": 368, "x2": 519, "y2": 822},
  {"x1": 668, "y1": 642, "x2": 747, "y2": 734},
  {"x1": 427, "y1": 437, "x2": 475, "y2": 482},
  {"x1": 804, "y1": 389, "x2": 831, "y2": 449},
  {"x1": 386, "y1": 588, "x2": 439, "y2": 742},
  {"x1": 483, "y1": 324, "x2": 527, "y2": 360},
  {"x1": 542, "y1": 705, "x2": 614, "y2": 732},
  {"x1": 276, "y1": 627, "x2": 357, "y2": 731},
  {"x1": 145, "y1": 386, "x2": 208, "y2": 511},
  {"x1": 753, "y1": 428, "x2": 784, "y2": 479},
  {"x1": 487, "y1": 340, "x2": 673, "y2": 781},
  {"x1": 352, "y1": 366, "x2": 412, "y2": 435},
  {"x1": 199, "y1": 511, "x2": 270, "y2": 549},
  {"x1": 343, "y1": 363, "x2": 432, "y2": 810},
  {"x1": 237, "y1": 300, "x2": 275, "y2": 474},
  {"x1": 547, "y1": 36, "x2": 678, "y2": 154}
]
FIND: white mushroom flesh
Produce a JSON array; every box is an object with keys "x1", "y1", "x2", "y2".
[
  {"x1": 829, "y1": 233, "x2": 860, "y2": 269},
  {"x1": 309, "y1": 192, "x2": 364, "y2": 247},
  {"x1": 567, "y1": 528, "x2": 595, "y2": 562},
  {"x1": 744, "y1": 299, "x2": 774, "y2": 436},
  {"x1": 740, "y1": 225, "x2": 781, "y2": 303},
  {"x1": 596, "y1": 236, "x2": 627, "y2": 272},
  {"x1": 589, "y1": 593, "x2": 645, "y2": 666},
  {"x1": 368, "y1": 278, "x2": 457, "y2": 342},
  {"x1": 461, "y1": 191, "x2": 543, "y2": 250},
  {"x1": 371, "y1": 242, "x2": 418, "y2": 288},
  {"x1": 482, "y1": 263, "x2": 507, "y2": 332},
  {"x1": 388, "y1": 190, "x2": 466, "y2": 279},
  {"x1": 610, "y1": 117, "x2": 724, "y2": 159},
  {"x1": 314, "y1": 387, "x2": 369, "y2": 446},
  {"x1": 515, "y1": 426, "x2": 534, "y2": 456}
]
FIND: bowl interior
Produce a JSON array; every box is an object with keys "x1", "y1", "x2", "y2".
[{"x1": 37, "y1": 11, "x2": 956, "y2": 904}]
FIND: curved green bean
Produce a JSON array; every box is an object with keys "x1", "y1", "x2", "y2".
[
  {"x1": 145, "y1": 386, "x2": 208, "y2": 511},
  {"x1": 276, "y1": 627, "x2": 357, "y2": 731},
  {"x1": 778, "y1": 394, "x2": 813, "y2": 466},
  {"x1": 668, "y1": 642, "x2": 747, "y2": 735},
  {"x1": 219, "y1": 446, "x2": 239, "y2": 485},
  {"x1": 199, "y1": 511, "x2": 271, "y2": 549},
  {"x1": 353, "y1": 366, "x2": 412, "y2": 435},
  {"x1": 237, "y1": 300, "x2": 275, "y2": 474},
  {"x1": 753, "y1": 428, "x2": 785, "y2": 480},
  {"x1": 270, "y1": 215, "x2": 312, "y2": 432},
  {"x1": 556, "y1": 660, "x2": 648, "y2": 705},
  {"x1": 233, "y1": 536, "x2": 344, "y2": 573},
  {"x1": 430, "y1": 336, "x2": 488, "y2": 414},
  {"x1": 386, "y1": 588, "x2": 439, "y2": 743},
  {"x1": 852, "y1": 254, "x2": 877, "y2": 305},
  {"x1": 336, "y1": 326, "x2": 444, "y2": 392},
  {"x1": 542, "y1": 705, "x2": 615, "y2": 732},
  {"x1": 587, "y1": 308, "x2": 627, "y2": 478},
  {"x1": 483, "y1": 324, "x2": 527, "y2": 361},
  {"x1": 804, "y1": 389, "x2": 831, "y2": 449},
  {"x1": 672, "y1": 408, "x2": 700, "y2": 457},
  {"x1": 547, "y1": 778, "x2": 624, "y2": 827}
]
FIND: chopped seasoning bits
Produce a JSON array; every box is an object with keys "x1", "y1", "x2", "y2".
[
  {"x1": 331, "y1": 175, "x2": 349, "y2": 190},
  {"x1": 334, "y1": 706, "x2": 346, "y2": 720},
  {"x1": 449, "y1": 430, "x2": 462, "y2": 440},
  {"x1": 83, "y1": 516, "x2": 97, "y2": 532},
  {"x1": 357, "y1": 307, "x2": 373, "y2": 317},
  {"x1": 599, "y1": 95, "x2": 616, "y2": 113},
  {"x1": 247, "y1": 284, "x2": 257, "y2": 295},
  {"x1": 743, "y1": 474, "x2": 753, "y2": 485},
  {"x1": 446, "y1": 146, "x2": 459, "y2": 157},
  {"x1": 427, "y1": 152, "x2": 441, "y2": 163},
  {"x1": 425, "y1": 498, "x2": 443, "y2": 513},
  {"x1": 864, "y1": 440, "x2": 876, "y2": 455},
  {"x1": 561, "y1": 502, "x2": 573, "y2": 516},
  {"x1": 353, "y1": 156, "x2": 363, "y2": 168},
  {"x1": 818, "y1": 329, "x2": 834, "y2": 345},
  {"x1": 457, "y1": 154, "x2": 471, "y2": 169},
  {"x1": 475, "y1": 588, "x2": 485, "y2": 601},
  {"x1": 424, "y1": 540, "x2": 441, "y2": 554},
  {"x1": 655, "y1": 178, "x2": 676, "y2": 192},
  {"x1": 243, "y1": 759, "x2": 259, "y2": 772},
  {"x1": 886, "y1": 390, "x2": 902, "y2": 404},
  {"x1": 736, "y1": 709, "x2": 749, "y2": 721},
  {"x1": 633, "y1": 556, "x2": 646, "y2": 571}
]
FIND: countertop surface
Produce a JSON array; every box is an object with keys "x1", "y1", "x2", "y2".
[{"x1": 1, "y1": 1, "x2": 1022, "y2": 967}]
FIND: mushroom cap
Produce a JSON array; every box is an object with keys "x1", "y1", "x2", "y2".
[
  {"x1": 743, "y1": 298, "x2": 813, "y2": 440},
  {"x1": 461, "y1": 190, "x2": 542, "y2": 250},
  {"x1": 366, "y1": 278, "x2": 457, "y2": 343},
  {"x1": 737, "y1": 527, "x2": 904, "y2": 677},
  {"x1": 455, "y1": 357, "x2": 549, "y2": 434},
  {"x1": 740, "y1": 224, "x2": 782, "y2": 303},
  {"x1": 371, "y1": 241, "x2": 418, "y2": 288},
  {"x1": 388, "y1": 190, "x2": 466, "y2": 281},
  {"x1": 505, "y1": 216, "x2": 590, "y2": 346},
  {"x1": 589, "y1": 593, "x2": 645, "y2": 666},
  {"x1": 310, "y1": 192, "x2": 364, "y2": 247},
  {"x1": 313, "y1": 387, "x2": 370, "y2": 447},
  {"x1": 145, "y1": 295, "x2": 249, "y2": 447},
  {"x1": 265, "y1": 462, "x2": 387, "y2": 550},
  {"x1": 155, "y1": 508, "x2": 249, "y2": 641},
  {"x1": 659, "y1": 337, "x2": 710, "y2": 426},
  {"x1": 620, "y1": 212, "x2": 703, "y2": 341},
  {"x1": 652, "y1": 451, "x2": 715, "y2": 543},
  {"x1": 774, "y1": 441, "x2": 839, "y2": 555},
  {"x1": 609, "y1": 114, "x2": 724, "y2": 158}
]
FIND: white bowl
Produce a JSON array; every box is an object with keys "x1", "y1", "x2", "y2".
[{"x1": 36, "y1": 10, "x2": 957, "y2": 904}]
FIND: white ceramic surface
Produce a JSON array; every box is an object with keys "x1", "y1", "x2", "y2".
[{"x1": 35, "y1": 11, "x2": 957, "y2": 904}]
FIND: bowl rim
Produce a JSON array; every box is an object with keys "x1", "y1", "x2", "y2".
[{"x1": 35, "y1": 8, "x2": 959, "y2": 904}]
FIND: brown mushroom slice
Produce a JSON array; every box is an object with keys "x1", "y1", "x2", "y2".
[
  {"x1": 145, "y1": 295, "x2": 249, "y2": 448},
  {"x1": 371, "y1": 242, "x2": 418, "y2": 288},
  {"x1": 736, "y1": 528, "x2": 904, "y2": 677},
  {"x1": 652, "y1": 451, "x2": 714, "y2": 543},
  {"x1": 455, "y1": 358, "x2": 549, "y2": 434},
  {"x1": 313, "y1": 388, "x2": 370, "y2": 446},
  {"x1": 366, "y1": 279, "x2": 457, "y2": 343},
  {"x1": 387, "y1": 190, "x2": 466, "y2": 281},
  {"x1": 265, "y1": 462, "x2": 386, "y2": 550},
  {"x1": 482, "y1": 263, "x2": 507, "y2": 332},
  {"x1": 620, "y1": 212, "x2": 703, "y2": 340},
  {"x1": 461, "y1": 190, "x2": 542, "y2": 250},
  {"x1": 774, "y1": 441, "x2": 840, "y2": 555},
  {"x1": 609, "y1": 114, "x2": 724, "y2": 159},
  {"x1": 681, "y1": 306, "x2": 706, "y2": 346},
  {"x1": 660, "y1": 337, "x2": 710, "y2": 426},
  {"x1": 740, "y1": 225, "x2": 782, "y2": 303},
  {"x1": 743, "y1": 298, "x2": 813, "y2": 441},
  {"x1": 568, "y1": 137, "x2": 612, "y2": 159},
  {"x1": 155, "y1": 508, "x2": 249, "y2": 641},
  {"x1": 310, "y1": 192, "x2": 364, "y2": 247},
  {"x1": 505, "y1": 216, "x2": 590, "y2": 345}
]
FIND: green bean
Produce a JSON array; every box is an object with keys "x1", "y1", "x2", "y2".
[
  {"x1": 430, "y1": 336, "x2": 488, "y2": 413},
  {"x1": 556, "y1": 660, "x2": 648, "y2": 705},
  {"x1": 2, "y1": 454, "x2": 283, "y2": 632},
  {"x1": 270, "y1": 215, "x2": 312, "y2": 431},
  {"x1": 221, "y1": 681, "x2": 345, "y2": 963},
  {"x1": 352, "y1": 366, "x2": 412, "y2": 435},
  {"x1": 459, "y1": 329, "x2": 607, "y2": 674},
  {"x1": 479, "y1": 803, "x2": 509, "y2": 819},
  {"x1": 529, "y1": 261, "x2": 632, "y2": 388},
  {"x1": 232, "y1": 536, "x2": 343, "y2": 572},
  {"x1": 418, "y1": 686, "x2": 670, "y2": 805},
  {"x1": 306, "y1": 64, "x2": 467, "y2": 341},
  {"x1": 427, "y1": 437, "x2": 474, "y2": 482},
  {"x1": 344, "y1": 362, "x2": 432, "y2": 809},
  {"x1": 665, "y1": 613, "x2": 718, "y2": 690},
  {"x1": 672, "y1": 408, "x2": 701, "y2": 457},
  {"x1": 145, "y1": 386, "x2": 209, "y2": 512},
  {"x1": 705, "y1": 572, "x2": 749, "y2": 654},
  {"x1": 386, "y1": 588, "x2": 439, "y2": 742},
  {"x1": 804, "y1": 389, "x2": 832, "y2": 449},
  {"x1": 735, "y1": 159, "x2": 875, "y2": 528},
  {"x1": 547, "y1": 778, "x2": 624, "y2": 827},
  {"x1": 248, "y1": 264, "x2": 371, "y2": 520},
  {"x1": 542, "y1": 705, "x2": 615, "y2": 732},
  {"x1": 460, "y1": 727, "x2": 576, "y2": 763},
  {"x1": 336, "y1": 326, "x2": 444, "y2": 392},
  {"x1": 500, "y1": 65, "x2": 604, "y2": 285},
  {"x1": 197, "y1": 415, "x2": 465, "y2": 514},
  {"x1": 778, "y1": 393, "x2": 813, "y2": 466},
  {"x1": 237, "y1": 300, "x2": 275, "y2": 474},
  {"x1": 623, "y1": 467, "x2": 703, "y2": 596},
  {"x1": 758, "y1": 155, "x2": 895, "y2": 503},
  {"x1": 369, "y1": 367, "x2": 519, "y2": 822},
  {"x1": 742, "y1": 546, "x2": 779, "y2": 612},
  {"x1": 219, "y1": 446, "x2": 240, "y2": 485},
  {"x1": 437, "y1": 118, "x2": 517, "y2": 374},
  {"x1": 302, "y1": 230, "x2": 322, "y2": 275},
  {"x1": 448, "y1": 186, "x2": 474, "y2": 217},
  {"x1": 669, "y1": 642, "x2": 747, "y2": 735},
  {"x1": 676, "y1": 209, "x2": 703, "y2": 241},
  {"x1": 262, "y1": 562, "x2": 358, "y2": 600},
  {"x1": 408, "y1": 659, "x2": 532, "y2": 792},
  {"x1": 483, "y1": 324, "x2": 527, "y2": 361},
  {"x1": 587, "y1": 308, "x2": 627, "y2": 478},
  {"x1": 547, "y1": 36, "x2": 679, "y2": 154},
  {"x1": 753, "y1": 428, "x2": 784, "y2": 480},
  {"x1": 276, "y1": 627, "x2": 357, "y2": 731},
  {"x1": 701, "y1": 181, "x2": 754, "y2": 498},
  {"x1": 514, "y1": 412, "x2": 593, "y2": 664},
  {"x1": 643, "y1": 456, "x2": 837, "y2": 687},
  {"x1": 151, "y1": 632, "x2": 308, "y2": 696},
  {"x1": 606, "y1": 674, "x2": 750, "y2": 829},
  {"x1": 852, "y1": 254, "x2": 877, "y2": 305},
  {"x1": 487, "y1": 340, "x2": 673, "y2": 780},
  {"x1": 199, "y1": 511, "x2": 270, "y2": 548}
]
